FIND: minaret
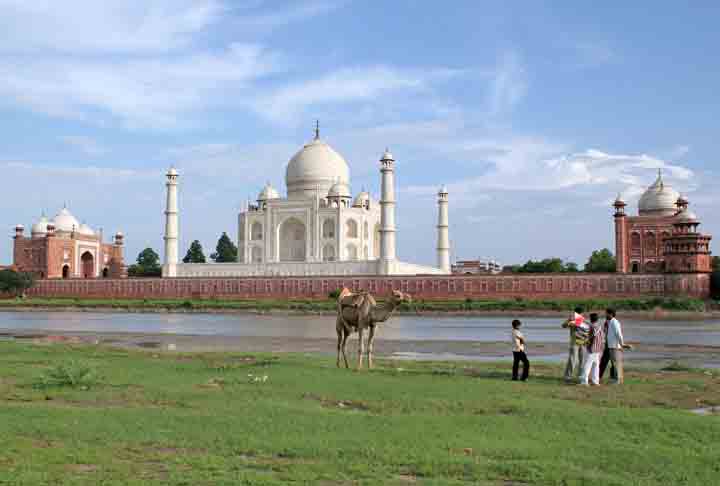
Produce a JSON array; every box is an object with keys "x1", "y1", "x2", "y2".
[
  {"x1": 613, "y1": 194, "x2": 628, "y2": 273},
  {"x1": 163, "y1": 167, "x2": 179, "y2": 277},
  {"x1": 378, "y1": 149, "x2": 396, "y2": 274},
  {"x1": 437, "y1": 185, "x2": 450, "y2": 273}
]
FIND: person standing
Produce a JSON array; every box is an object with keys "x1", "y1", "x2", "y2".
[
  {"x1": 605, "y1": 308, "x2": 626, "y2": 384},
  {"x1": 511, "y1": 319, "x2": 530, "y2": 381},
  {"x1": 562, "y1": 306, "x2": 586, "y2": 383},
  {"x1": 580, "y1": 313, "x2": 605, "y2": 386},
  {"x1": 599, "y1": 317, "x2": 617, "y2": 381}
]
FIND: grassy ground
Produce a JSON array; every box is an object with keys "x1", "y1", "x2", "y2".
[
  {"x1": 0, "y1": 342, "x2": 719, "y2": 485},
  {"x1": 0, "y1": 296, "x2": 712, "y2": 313}
]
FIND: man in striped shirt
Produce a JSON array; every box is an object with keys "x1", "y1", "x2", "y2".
[{"x1": 580, "y1": 313, "x2": 605, "y2": 386}]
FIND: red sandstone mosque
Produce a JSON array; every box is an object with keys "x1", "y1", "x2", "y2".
[
  {"x1": 11, "y1": 206, "x2": 126, "y2": 279},
  {"x1": 613, "y1": 170, "x2": 712, "y2": 274}
]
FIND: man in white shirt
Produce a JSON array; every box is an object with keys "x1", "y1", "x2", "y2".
[{"x1": 605, "y1": 308, "x2": 625, "y2": 384}]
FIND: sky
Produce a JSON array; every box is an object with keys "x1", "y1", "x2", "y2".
[{"x1": 1, "y1": 1, "x2": 719, "y2": 268}]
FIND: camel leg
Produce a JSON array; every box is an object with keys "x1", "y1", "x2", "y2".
[
  {"x1": 356, "y1": 328, "x2": 365, "y2": 370},
  {"x1": 336, "y1": 316, "x2": 343, "y2": 368},
  {"x1": 367, "y1": 325, "x2": 376, "y2": 369},
  {"x1": 341, "y1": 328, "x2": 350, "y2": 368}
]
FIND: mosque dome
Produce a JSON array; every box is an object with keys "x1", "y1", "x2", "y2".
[
  {"x1": 31, "y1": 215, "x2": 49, "y2": 236},
  {"x1": 675, "y1": 208, "x2": 699, "y2": 223},
  {"x1": 257, "y1": 182, "x2": 280, "y2": 201},
  {"x1": 53, "y1": 206, "x2": 81, "y2": 233},
  {"x1": 78, "y1": 223, "x2": 95, "y2": 236},
  {"x1": 638, "y1": 170, "x2": 680, "y2": 217},
  {"x1": 328, "y1": 181, "x2": 351, "y2": 198},
  {"x1": 286, "y1": 131, "x2": 350, "y2": 200}
]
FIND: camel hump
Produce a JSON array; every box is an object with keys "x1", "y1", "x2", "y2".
[{"x1": 340, "y1": 293, "x2": 368, "y2": 308}]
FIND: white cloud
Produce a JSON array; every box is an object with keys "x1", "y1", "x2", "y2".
[
  {"x1": 1, "y1": 160, "x2": 140, "y2": 179},
  {"x1": 0, "y1": 43, "x2": 280, "y2": 128},
  {"x1": 0, "y1": 0, "x2": 224, "y2": 54},
  {"x1": 487, "y1": 50, "x2": 527, "y2": 115},
  {"x1": 252, "y1": 66, "x2": 437, "y2": 122},
  {"x1": 58, "y1": 136, "x2": 107, "y2": 156}
]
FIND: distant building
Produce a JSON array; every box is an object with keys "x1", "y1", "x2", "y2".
[
  {"x1": 12, "y1": 206, "x2": 126, "y2": 279},
  {"x1": 162, "y1": 126, "x2": 450, "y2": 277},
  {"x1": 614, "y1": 170, "x2": 712, "y2": 273},
  {"x1": 452, "y1": 258, "x2": 502, "y2": 275}
]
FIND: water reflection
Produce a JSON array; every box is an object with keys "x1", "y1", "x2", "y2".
[{"x1": 1, "y1": 311, "x2": 720, "y2": 346}]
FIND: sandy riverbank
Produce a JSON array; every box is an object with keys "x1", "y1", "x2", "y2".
[
  {"x1": 2, "y1": 305, "x2": 720, "y2": 321},
  {"x1": 3, "y1": 329, "x2": 719, "y2": 369}
]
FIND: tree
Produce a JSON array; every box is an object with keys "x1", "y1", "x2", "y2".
[
  {"x1": 585, "y1": 248, "x2": 616, "y2": 273},
  {"x1": 0, "y1": 269, "x2": 36, "y2": 297},
  {"x1": 564, "y1": 262, "x2": 580, "y2": 273},
  {"x1": 183, "y1": 240, "x2": 207, "y2": 263},
  {"x1": 127, "y1": 247, "x2": 161, "y2": 277},
  {"x1": 211, "y1": 232, "x2": 238, "y2": 263},
  {"x1": 713, "y1": 256, "x2": 720, "y2": 272}
]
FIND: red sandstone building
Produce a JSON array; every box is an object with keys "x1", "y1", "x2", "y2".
[
  {"x1": 12, "y1": 206, "x2": 126, "y2": 279},
  {"x1": 613, "y1": 170, "x2": 712, "y2": 274}
]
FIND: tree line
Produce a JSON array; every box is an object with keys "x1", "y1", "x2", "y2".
[
  {"x1": 504, "y1": 248, "x2": 617, "y2": 273},
  {"x1": 127, "y1": 232, "x2": 237, "y2": 277}
]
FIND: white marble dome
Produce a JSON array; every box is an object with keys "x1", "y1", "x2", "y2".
[
  {"x1": 328, "y1": 181, "x2": 351, "y2": 198},
  {"x1": 638, "y1": 171, "x2": 680, "y2": 216},
  {"x1": 53, "y1": 207, "x2": 81, "y2": 233},
  {"x1": 257, "y1": 183, "x2": 280, "y2": 201},
  {"x1": 31, "y1": 215, "x2": 49, "y2": 236},
  {"x1": 78, "y1": 223, "x2": 95, "y2": 236},
  {"x1": 675, "y1": 208, "x2": 699, "y2": 222},
  {"x1": 353, "y1": 190, "x2": 370, "y2": 207},
  {"x1": 286, "y1": 136, "x2": 350, "y2": 199}
]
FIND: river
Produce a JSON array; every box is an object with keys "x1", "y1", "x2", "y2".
[{"x1": 2, "y1": 311, "x2": 720, "y2": 347}]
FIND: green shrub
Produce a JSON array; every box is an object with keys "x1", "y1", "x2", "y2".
[
  {"x1": 34, "y1": 360, "x2": 100, "y2": 389},
  {"x1": 328, "y1": 289, "x2": 342, "y2": 300}
]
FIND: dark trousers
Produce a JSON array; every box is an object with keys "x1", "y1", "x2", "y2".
[
  {"x1": 512, "y1": 351, "x2": 529, "y2": 381},
  {"x1": 599, "y1": 347, "x2": 617, "y2": 380}
]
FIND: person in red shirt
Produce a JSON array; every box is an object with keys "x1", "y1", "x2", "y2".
[{"x1": 562, "y1": 306, "x2": 586, "y2": 383}]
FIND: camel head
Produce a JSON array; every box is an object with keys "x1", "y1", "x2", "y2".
[{"x1": 390, "y1": 290, "x2": 412, "y2": 306}]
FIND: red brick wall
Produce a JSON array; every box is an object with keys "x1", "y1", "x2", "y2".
[{"x1": 26, "y1": 273, "x2": 711, "y2": 300}]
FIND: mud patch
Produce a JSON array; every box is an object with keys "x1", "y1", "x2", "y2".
[
  {"x1": 302, "y1": 392, "x2": 373, "y2": 412},
  {"x1": 65, "y1": 464, "x2": 99, "y2": 473}
]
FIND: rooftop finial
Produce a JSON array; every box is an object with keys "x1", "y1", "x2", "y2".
[{"x1": 314, "y1": 120, "x2": 320, "y2": 140}]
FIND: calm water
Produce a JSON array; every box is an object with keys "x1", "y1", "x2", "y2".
[{"x1": 1, "y1": 311, "x2": 720, "y2": 346}]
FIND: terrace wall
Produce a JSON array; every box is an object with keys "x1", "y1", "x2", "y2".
[{"x1": 25, "y1": 273, "x2": 711, "y2": 300}]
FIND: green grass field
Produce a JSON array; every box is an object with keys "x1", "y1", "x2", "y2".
[
  {"x1": 0, "y1": 295, "x2": 711, "y2": 313},
  {"x1": 1, "y1": 342, "x2": 719, "y2": 485}
]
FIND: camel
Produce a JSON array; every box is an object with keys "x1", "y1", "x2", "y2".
[{"x1": 336, "y1": 288, "x2": 412, "y2": 370}]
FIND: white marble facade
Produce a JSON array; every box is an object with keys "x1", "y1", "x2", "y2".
[{"x1": 163, "y1": 128, "x2": 448, "y2": 277}]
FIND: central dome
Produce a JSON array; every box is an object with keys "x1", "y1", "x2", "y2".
[
  {"x1": 638, "y1": 170, "x2": 679, "y2": 217},
  {"x1": 285, "y1": 135, "x2": 350, "y2": 199}
]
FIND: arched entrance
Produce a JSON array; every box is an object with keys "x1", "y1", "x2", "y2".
[
  {"x1": 102, "y1": 268, "x2": 109, "y2": 278},
  {"x1": 62, "y1": 265, "x2": 70, "y2": 279},
  {"x1": 81, "y1": 251, "x2": 94, "y2": 278},
  {"x1": 279, "y1": 218, "x2": 306, "y2": 262}
]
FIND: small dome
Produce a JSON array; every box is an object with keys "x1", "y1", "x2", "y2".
[
  {"x1": 167, "y1": 167, "x2": 178, "y2": 176},
  {"x1": 439, "y1": 185, "x2": 448, "y2": 194},
  {"x1": 53, "y1": 206, "x2": 81, "y2": 233},
  {"x1": 638, "y1": 170, "x2": 680, "y2": 216},
  {"x1": 675, "y1": 208, "x2": 699, "y2": 223},
  {"x1": 353, "y1": 190, "x2": 370, "y2": 207},
  {"x1": 328, "y1": 181, "x2": 351, "y2": 198},
  {"x1": 78, "y1": 223, "x2": 95, "y2": 236},
  {"x1": 381, "y1": 148, "x2": 394, "y2": 161},
  {"x1": 257, "y1": 183, "x2": 280, "y2": 201},
  {"x1": 286, "y1": 136, "x2": 350, "y2": 199},
  {"x1": 115, "y1": 231, "x2": 124, "y2": 237},
  {"x1": 31, "y1": 215, "x2": 49, "y2": 236}
]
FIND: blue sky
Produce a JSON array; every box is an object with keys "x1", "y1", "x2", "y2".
[{"x1": 1, "y1": 1, "x2": 719, "y2": 267}]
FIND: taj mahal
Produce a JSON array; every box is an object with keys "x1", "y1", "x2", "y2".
[{"x1": 161, "y1": 126, "x2": 451, "y2": 278}]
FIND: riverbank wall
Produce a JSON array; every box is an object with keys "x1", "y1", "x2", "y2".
[{"x1": 23, "y1": 273, "x2": 711, "y2": 300}]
